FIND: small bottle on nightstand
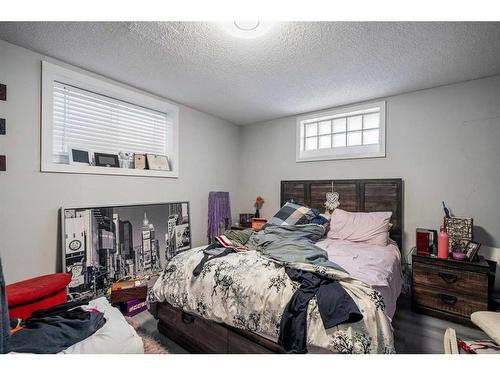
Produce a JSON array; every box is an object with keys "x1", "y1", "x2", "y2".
[{"x1": 437, "y1": 225, "x2": 449, "y2": 259}]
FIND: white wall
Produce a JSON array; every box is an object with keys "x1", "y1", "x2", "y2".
[
  {"x1": 0, "y1": 40, "x2": 240, "y2": 284},
  {"x1": 236, "y1": 76, "x2": 500, "y2": 289}
]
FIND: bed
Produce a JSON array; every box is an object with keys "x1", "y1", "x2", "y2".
[{"x1": 153, "y1": 178, "x2": 403, "y2": 353}]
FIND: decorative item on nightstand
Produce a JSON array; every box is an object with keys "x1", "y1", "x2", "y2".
[
  {"x1": 254, "y1": 196, "x2": 264, "y2": 218},
  {"x1": 437, "y1": 225, "x2": 450, "y2": 259},
  {"x1": 251, "y1": 218, "x2": 268, "y2": 231},
  {"x1": 465, "y1": 241, "x2": 482, "y2": 262},
  {"x1": 416, "y1": 228, "x2": 437, "y2": 256},
  {"x1": 239, "y1": 213, "x2": 254, "y2": 228},
  {"x1": 445, "y1": 217, "x2": 473, "y2": 252}
]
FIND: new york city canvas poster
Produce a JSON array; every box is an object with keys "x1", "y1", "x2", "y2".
[{"x1": 62, "y1": 202, "x2": 191, "y2": 301}]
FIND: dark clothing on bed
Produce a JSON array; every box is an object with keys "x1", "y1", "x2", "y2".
[
  {"x1": 192, "y1": 244, "x2": 233, "y2": 277},
  {"x1": 279, "y1": 268, "x2": 363, "y2": 354},
  {"x1": 9, "y1": 303, "x2": 106, "y2": 353}
]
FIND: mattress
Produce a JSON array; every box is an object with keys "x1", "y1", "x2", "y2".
[
  {"x1": 316, "y1": 238, "x2": 403, "y2": 319},
  {"x1": 61, "y1": 297, "x2": 144, "y2": 354},
  {"x1": 153, "y1": 245, "x2": 396, "y2": 353}
]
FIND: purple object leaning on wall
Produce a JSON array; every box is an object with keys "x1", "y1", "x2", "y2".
[{"x1": 207, "y1": 192, "x2": 232, "y2": 243}]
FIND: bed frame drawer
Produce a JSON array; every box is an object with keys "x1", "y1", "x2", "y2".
[
  {"x1": 157, "y1": 302, "x2": 228, "y2": 353},
  {"x1": 412, "y1": 261, "x2": 488, "y2": 298},
  {"x1": 157, "y1": 302, "x2": 285, "y2": 353}
]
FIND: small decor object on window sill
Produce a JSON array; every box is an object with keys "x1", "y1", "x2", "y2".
[
  {"x1": 465, "y1": 241, "x2": 481, "y2": 262},
  {"x1": 94, "y1": 152, "x2": 120, "y2": 168},
  {"x1": 134, "y1": 154, "x2": 146, "y2": 169},
  {"x1": 118, "y1": 152, "x2": 134, "y2": 169},
  {"x1": 254, "y1": 196, "x2": 265, "y2": 218},
  {"x1": 146, "y1": 154, "x2": 170, "y2": 171}
]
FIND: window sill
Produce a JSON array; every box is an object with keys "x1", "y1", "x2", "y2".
[{"x1": 41, "y1": 163, "x2": 178, "y2": 178}]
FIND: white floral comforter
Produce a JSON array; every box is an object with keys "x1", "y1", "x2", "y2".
[{"x1": 153, "y1": 246, "x2": 395, "y2": 354}]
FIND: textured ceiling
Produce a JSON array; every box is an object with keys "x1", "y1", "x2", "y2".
[{"x1": 0, "y1": 22, "x2": 499, "y2": 125}]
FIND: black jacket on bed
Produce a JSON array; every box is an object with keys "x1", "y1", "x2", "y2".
[{"x1": 279, "y1": 268, "x2": 363, "y2": 354}]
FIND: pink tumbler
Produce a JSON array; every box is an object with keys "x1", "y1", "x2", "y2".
[{"x1": 437, "y1": 225, "x2": 449, "y2": 259}]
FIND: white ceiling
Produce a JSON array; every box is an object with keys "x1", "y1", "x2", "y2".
[{"x1": 0, "y1": 22, "x2": 499, "y2": 125}]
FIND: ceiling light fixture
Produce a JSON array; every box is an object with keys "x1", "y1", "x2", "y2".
[{"x1": 219, "y1": 21, "x2": 274, "y2": 39}]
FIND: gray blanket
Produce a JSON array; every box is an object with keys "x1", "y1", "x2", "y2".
[{"x1": 247, "y1": 224, "x2": 346, "y2": 273}]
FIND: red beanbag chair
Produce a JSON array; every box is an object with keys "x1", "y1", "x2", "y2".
[{"x1": 6, "y1": 273, "x2": 71, "y2": 319}]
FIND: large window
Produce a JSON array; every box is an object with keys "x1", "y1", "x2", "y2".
[
  {"x1": 296, "y1": 101, "x2": 386, "y2": 162},
  {"x1": 41, "y1": 61, "x2": 179, "y2": 177}
]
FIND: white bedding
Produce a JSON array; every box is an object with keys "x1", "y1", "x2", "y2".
[
  {"x1": 316, "y1": 238, "x2": 403, "y2": 319},
  {"x1": 61, "y1": 297, "x2": 144, "y2": 354}
]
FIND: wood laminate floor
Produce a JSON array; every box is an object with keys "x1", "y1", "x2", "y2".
[{"x1": 134, "y1": 294, "x2": 490, "y2": 354}]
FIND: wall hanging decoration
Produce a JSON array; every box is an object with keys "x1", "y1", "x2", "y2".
[
  {"x1": 324, "y1": 182, "x2": 340, "y2": 213},
  {"x1": 62, "y1": 201, "x2": 191, "y2": 301},
  {"x1": 0, "y1": 118, "x2": 5, "y2": 135},
  {"x1": 0, "y1": 84, "x2": 6, "y2": 101}
]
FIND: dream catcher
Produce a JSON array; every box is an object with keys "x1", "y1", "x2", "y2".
[{"x1": 324, "y1": 182, "x2": 340, "y2": 213}]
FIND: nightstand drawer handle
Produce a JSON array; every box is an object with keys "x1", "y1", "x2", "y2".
[
  {"x1": 438, "y1": 272, "x2": 458, "y2": 284},
  {"x1": 439, "y1": 294, "x2": 458, "y2": 305},
  {"x1": 181, "y1": 312, "x2": 195, "y2": 324}
]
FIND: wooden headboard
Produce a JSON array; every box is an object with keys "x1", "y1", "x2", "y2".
[{"x1": 280, "y1": 178, "x2": 404, "y2": 250}]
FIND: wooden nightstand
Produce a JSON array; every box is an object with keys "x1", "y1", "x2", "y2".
[{"x1": 411, "y1": 254, "x2": 490, "y2": 325}]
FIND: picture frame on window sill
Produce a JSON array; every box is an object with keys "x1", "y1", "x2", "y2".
[
  {"x1": 465, "y1": 240, "x2": 481, "y2": 262},
  {"x1": 94, "y1": 152, "x2": 120, "y2": 168},
  {"x1": 146, "y1": 154, "x2": 170, "y2": 171},
  {"x1": 69, "y1": 147, "x2": 92, "y2": 166},
  {"x1": 134, "y1": 154, "x2": 146, "y2": 170}
]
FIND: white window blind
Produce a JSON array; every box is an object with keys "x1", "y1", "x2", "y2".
[
  {"x1": 52, "y1": 81, "x2": 170, "y2": 163},
  {"x1": 296, "y1": 101, "x2": 386, "y2": 162}
]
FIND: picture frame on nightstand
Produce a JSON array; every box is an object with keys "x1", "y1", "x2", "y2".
[{"x1": 465, "y1": 241, "x2": 481, "y2": 262}]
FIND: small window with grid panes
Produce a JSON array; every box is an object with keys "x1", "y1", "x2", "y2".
[{"x1": 297, "y1": 101, "x2": 385, "y2": 161}]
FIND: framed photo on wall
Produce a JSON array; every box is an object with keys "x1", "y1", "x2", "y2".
[{"x1": 61, "y1": 201, "x2": 191, "y2": 301}]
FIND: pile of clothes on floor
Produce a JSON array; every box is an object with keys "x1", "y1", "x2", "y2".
[
  {"x1": 0, "y1": 258, "x2": 144, "y2": 354},
  {"x1": 9, "y1": 300, "x2": 106, "y2": 353}
]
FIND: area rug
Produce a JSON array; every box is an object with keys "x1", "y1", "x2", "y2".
[{"x1": 125, "y1": 316, "x2": 169, "y2": 354}]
